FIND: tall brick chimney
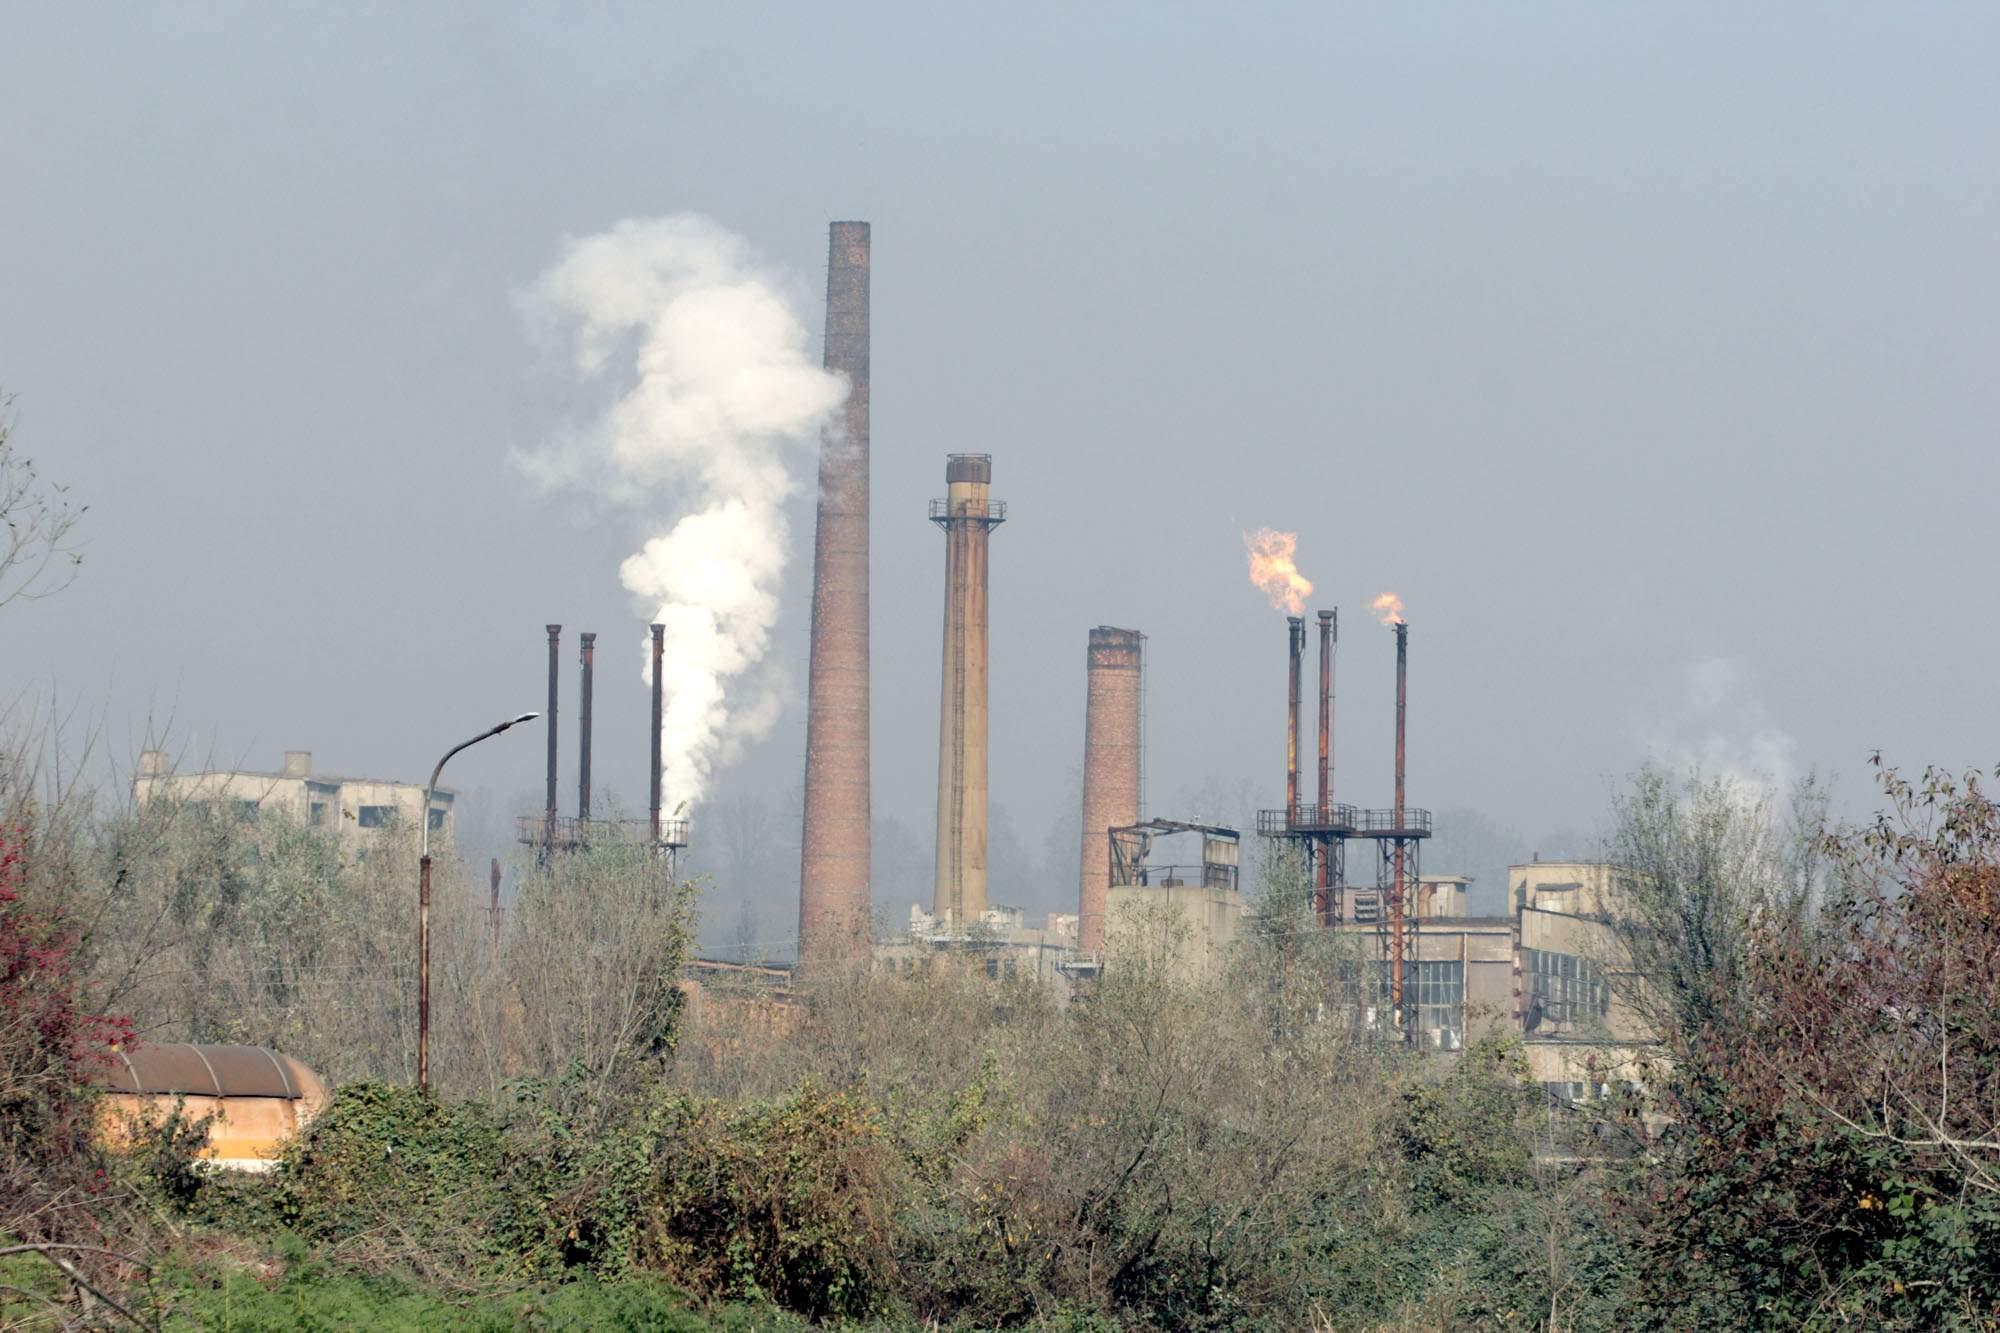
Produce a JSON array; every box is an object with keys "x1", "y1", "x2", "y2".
[
  {"x1": 931, "y1": 454, "x2": 1005, "y2": 931},
  {"x1": 1077, "y1": 627, "x2": 1143, "y2": 956},
  {"x1": 797, "y1": 221, "x2": 872, "y2": 967}
]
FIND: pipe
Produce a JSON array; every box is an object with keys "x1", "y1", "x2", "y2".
[
  {"x1": 1315, "y1": 609, "x2": 1333, "y2": 922},
  {"x1": 1390, "y1": 620, "x2": 1409, "y2": 1039},
  {"x1": 1285, "y1": 615, "x2": 1303, "y2": 822},
  {"x1": 544, "y1": 624, "x2": 560, "y2": 850},
  {"x1": 650, "y1": 623, "x2": 665, "y2": 844},
  {"x1": 578, "y1": 633, "x2": 596, "y2": 822}
]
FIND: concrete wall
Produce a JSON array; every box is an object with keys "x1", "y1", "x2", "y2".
[{"x1": 1105, "y1": 881, "x2": 1242, "y2": 983}]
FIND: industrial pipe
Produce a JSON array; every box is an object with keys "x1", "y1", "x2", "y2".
[
  {"x1": 544, "y1": 624, "x2": 560, "y2": 851},
  {"x1": 578, "y1": 632, "x2": 595, "y2": 822},
  {"x1": 1286, "y1": 615, "x2": 1303, "y2": 822},
  {"x1": 1316, "y1": 609, "x2": 1334, "y2": 922},
  {"x1": 650, "y1": 623, "x2": 665, "y2": 845},
  {"x1": 1390, "y1": 620, "x2": 1409, "y2": 1040}
]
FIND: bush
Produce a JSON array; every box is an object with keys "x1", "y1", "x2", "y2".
[{"x1": 275, "y1": 1082, "x2": 532, "y2": 1284}]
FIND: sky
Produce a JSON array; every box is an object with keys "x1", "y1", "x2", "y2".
[{"x1": 3, "y1": 4, "x2": 1996, "y2": 949}]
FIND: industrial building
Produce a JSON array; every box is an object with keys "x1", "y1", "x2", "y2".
[{"x1": 133, "y1": 749, "x2": 452, "y2": 844}]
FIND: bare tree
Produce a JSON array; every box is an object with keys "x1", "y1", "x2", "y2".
[{"x1": 0, "y1": 395, "x2": 86, "y2": 608}]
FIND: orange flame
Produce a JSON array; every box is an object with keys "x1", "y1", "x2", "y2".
[
  {"x1": 1371, "y1": 592, "x2": 1405, "y2": 626},
  {"x1": 1245, "y1": 529, "x2": 1313, "y2": 615}
]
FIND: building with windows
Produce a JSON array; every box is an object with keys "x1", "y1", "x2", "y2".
[
  {"x1": 1330, "y1": 861, "x2": 1657, "y2": 1100},
  {"x1": 1511, "y1": 860, "x2": 1654, "y2": 1100},
  {"x1": 132, "y1": 750, "x2": 453, "y2": 845}
]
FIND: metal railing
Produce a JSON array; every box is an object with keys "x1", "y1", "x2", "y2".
[
  {"x1": 1350, "y1": 808, "x2": 1432, "y2": 835},
  {"x1": 515, "y1": 814, "x2": 690, "y2": 849},
  {"x1": 927, "y1": 499, "x2": 1007, "y2": 523},
  {"x1": 1254, "y1": 803, "x2": 1360, "y2": 834},
  {"x1": 1110, "y1": 863, "x2": 1238, "y2": 891}
]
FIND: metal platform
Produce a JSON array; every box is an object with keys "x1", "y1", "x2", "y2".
[
  {"x1": 1256, "y1": 805, "x2": 1430, "y2": 838},
  {"x1": 515, "y1": 814, "x2": 689, "y2": 851}
]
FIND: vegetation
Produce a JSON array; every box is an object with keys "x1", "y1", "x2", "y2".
[{"x1": 9, "y1": 711, "x2": 2000, "y2": 1328}]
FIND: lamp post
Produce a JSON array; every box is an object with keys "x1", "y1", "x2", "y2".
[{"x1": 419, "y1": 711, "x2": 539, "y2": 1095}]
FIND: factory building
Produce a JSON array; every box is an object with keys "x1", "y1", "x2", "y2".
[
  {"x1": 879, "y1": 903, "x2": 1077, "y2": 999},
  {"x1": 133, "y1": 750, "x2": 451, "y2": 844}
]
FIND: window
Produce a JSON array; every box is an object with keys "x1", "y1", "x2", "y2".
[
  {"x1": 427, "y1": 808, "x2": 446, "y2": 831},
  {"x1": 235, "y1": 800, "x2": 260, "y2": 823},
  {"x1": 1415, "y1": 960, "x2": 1464, "y2": 1049},
  {"x1": 357, "y1": 805, "x2": 396, "y2": 829},
  {"x1": 1525, "y1": 949, "x2": 1609, "y2": 1031},
  {"x1": 310, "y1": 802, "x2": 328, "y2": 827}
]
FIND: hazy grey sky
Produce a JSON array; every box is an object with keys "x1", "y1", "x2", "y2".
[{"x1": 5, "y1": 5, "x2": 1996, "y2": 940}]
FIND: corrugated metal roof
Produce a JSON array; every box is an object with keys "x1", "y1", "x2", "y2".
[{"x1": 100, "y1": 1044, "x2": 306, "y2": 1099}]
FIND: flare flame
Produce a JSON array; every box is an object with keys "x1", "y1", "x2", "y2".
[
  {"x1": 1245, "y1": 529, "x2": 1313, "y2": 615},
  {"x1": 1371, "y1": 592, "x2": 1406, "y2": 626}
]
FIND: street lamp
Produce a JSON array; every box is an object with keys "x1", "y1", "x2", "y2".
[{"x1": 419, "y1": 711, "x2": 539, "y2": 1095}]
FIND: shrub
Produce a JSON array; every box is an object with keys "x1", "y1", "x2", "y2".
[{"x1": 275, "y1": 1082, "x2": 531, "y2": 1284}]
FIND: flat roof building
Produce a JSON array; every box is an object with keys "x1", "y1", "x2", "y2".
[{"x1": 133, "y1": 749, "x2": 453, "y2": 845}]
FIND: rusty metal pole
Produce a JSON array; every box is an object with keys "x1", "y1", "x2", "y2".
[
  {"x1": 544, "y1": 624, "x2": 560, "y2": 851},
  {"x1": 650, "y1": 623, "x2": 665, "y2": 845},
  {"x1": 418, "y1": 853, "x2": 431, "y2": 1092},
  {"x1": 578, "y1": 633, "x2": 595, "y2": 822},
  {"x1": 1285, "y1": 616, "x2": 1303, "y2": 823},
  {"x1": 1315, "y1": 609, "x2": 1333, "y2": 922},
  {"x1": 1391, "y1": 621, "x2": 1409, "y2": 1041}
]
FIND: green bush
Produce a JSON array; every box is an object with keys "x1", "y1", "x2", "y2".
[{"x1": 275, "y1": 1082, "x2": 532, "y2": 1281}]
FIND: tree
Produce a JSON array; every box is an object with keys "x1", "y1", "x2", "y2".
[{"x1": 0, "y1": 396, "x2": 86, "y2": 609}]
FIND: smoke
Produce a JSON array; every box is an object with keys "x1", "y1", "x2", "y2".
[
  {"x1": 518, "y1": 215, "x2": 847, "y2": 806},
  {"x1": 1640, "y1": 656, "x2": 1798, "y2": 797},
  {"x1": 1370, "y1": 592, "x2": 1406, "y2": 626},
  {"x1": 1245, "y1": 529, "x2": 1313, "y2": 615}
]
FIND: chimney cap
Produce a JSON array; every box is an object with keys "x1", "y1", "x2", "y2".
[{"x1": 945, "y1": 453, "x2": 992, "y2": 484}]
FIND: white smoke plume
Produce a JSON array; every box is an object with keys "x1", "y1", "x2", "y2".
[
  {"x1": 1640, "y1": 656, "x2": 1798, "y2": 798},
  {"x1": 519, "y1": 215, "x2": 847, "y2": 806}
]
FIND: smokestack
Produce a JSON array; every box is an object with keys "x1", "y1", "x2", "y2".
[
  {"x1": 544, "y1": 624, "x2": 561, "y2": 849},
  {"x1": 1316, "y1": 609, "x2": 1335, "y2": 922},
  {"x1": 932, "y1": 454, "x2": 1004, "y2": 931},
  {"x1": 578, "y1": 633, "x2": 596, "y2": 822},
  {"x1": 1390, "y1": 621, "x2": 1410, "y2": 1033},
  {"x1": 1285, "y1": 616, "x2": 1304, "y2": 820},
  {"x1": 1078, "y1": 627, "x2": 1143, "y2": 956},
  {"x1": 650, "y1": 623, "x2": 665, "y2": 844},
  {"x1": 798, "y1": 220, "x2": 872, "y2": 967}
]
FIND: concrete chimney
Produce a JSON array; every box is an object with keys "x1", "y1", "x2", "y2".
[
  {"x1": 137, "y1": 750, "x2": 168, "y2": 779},
  {"x1": 1078, "y1": 627, "x2": 1143, "y2": 956},
  {"x1": 798, "y1": 221, "x2": 872, "y2": 967},
  {"x1": 931, "y1": 454, "x2": 1005, "y2": 931},
  {"x1": 283, "y1": 751, "x2": 311, "y2": 779}
]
